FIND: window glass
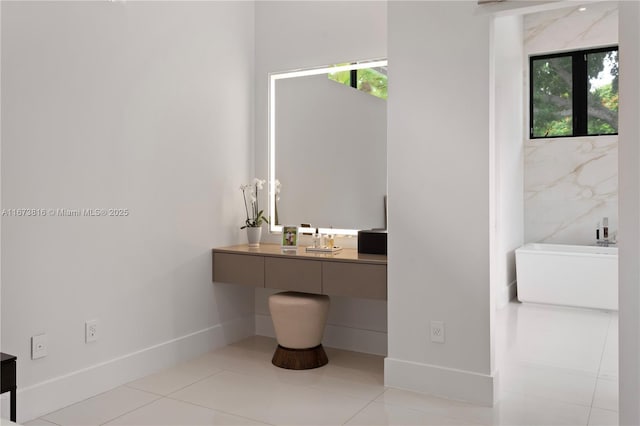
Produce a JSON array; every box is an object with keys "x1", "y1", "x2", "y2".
[
  {"x1": 587, "y1": 50, "x2": 618, "y2": 135},
  {"x1": 531, "y1": 55, "x2": 573, "y2": 138},
  {"x1": 530, "y1": 47, "x2": 618, "y2": 139},
  {"x1": 357, "y1": 67, "x2": 387, "y2": 100},
  {"x1": 328, "y1": 66, "x2": 388, "y2": 101},
  {"x1": 328, "y1": 69, "x2": 351, "y2": 86}
]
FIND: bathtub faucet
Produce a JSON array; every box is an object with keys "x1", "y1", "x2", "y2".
[{"x1": 596, "y1": 218, "x2": 616, "y2": 247}]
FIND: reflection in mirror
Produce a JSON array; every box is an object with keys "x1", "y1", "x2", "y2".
[{"x1": 269, "y1": 59, "x2": 388, "y2": 236}]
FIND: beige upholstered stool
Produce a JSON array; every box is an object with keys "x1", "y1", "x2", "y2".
[{"x1": 268, "y1": 291, "x2": 330, "y2": 370}]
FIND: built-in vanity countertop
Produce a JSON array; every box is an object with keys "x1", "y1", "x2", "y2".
[{"x1": 212, "y1": 244, "x2": 387, "y2": 300}]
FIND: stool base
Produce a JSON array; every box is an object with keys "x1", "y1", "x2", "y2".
[{"x1": 271, "y1": 344, "x2": 328, "y2": 370}]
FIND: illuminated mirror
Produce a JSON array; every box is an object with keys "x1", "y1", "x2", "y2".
[{"x1": 268, "y1": 59, "x2": 388, "y2": 236}]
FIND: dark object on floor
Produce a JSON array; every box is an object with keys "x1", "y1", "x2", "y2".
[
  {"x1": 1, "y1": 352, "x2": 17, "y2": 422},
  {"x1": 272, "y1": 344, "x2": 328, "y2": 370}
]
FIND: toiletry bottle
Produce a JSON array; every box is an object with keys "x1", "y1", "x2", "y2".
[
  {"x1": 326, "y1": 233, "x2": 334, "y2": 249},
  {"x1": 603, "y1": 217, "x2": 609, "y2": 240},
  {"x1": 328, "y1": 227, "x2": 335, "y2": 249},
  {"x1": 596, "y1": 221, "x2": 600, "y2": 241},
  {"x1": 312, "y1": 228, "x2": 321, "y2": 248}
]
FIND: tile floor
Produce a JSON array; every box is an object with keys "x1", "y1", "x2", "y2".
[{"x1": 24, "y1": 301, "x2": 618, "y2": 426}]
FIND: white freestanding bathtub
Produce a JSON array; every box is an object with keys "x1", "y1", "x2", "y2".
[{"x1": 515, "y1": 243, "x2": 618, "y2": 311}]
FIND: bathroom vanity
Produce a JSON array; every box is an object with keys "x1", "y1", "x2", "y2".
[{"x1": 212, "y1": 244, "x2": 387, "y2": 300}]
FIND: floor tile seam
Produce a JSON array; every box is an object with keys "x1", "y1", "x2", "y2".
[
  {"x1": 586, "y1": 406, "x2": 594, "y2": 426},
  {"x1": 161, "y1": 394, "x2": 275, "y2": 425},
  {"x1": 40, "y1": 387, "x2": 125, "y2": 421},
  {"x1": 590, "y1": 314, "x2": 614, "y2": 412},
  {"x1": 594, "y1": 375, "x2": 618, "y2": 383},
  {"x1": 590, "y1": 400, "x2": 620, "y2": 413},
  {"x1": 366, "y1": 398, "x2": 491, "y2": 426},
  {"x1": 31, "y1": 419, "x2": 62, "y2": 426},
  {"x1": 270, "y1": 373, "x2": 376, "y2": 404},
  {"x1": 163, "y1": 369, "x2": 377, "y2": 420},
  {"x1": 40, "y1": 386, "x2": 162, "y2": 423},
  {"x1": 589, "y1": 406, "x2": 618, "y2": 414},
  {"x1": 597, "y1": 371, "x2": 618, "y2": 381},
  {"x1": 304, "y1": 382, "x2": 386, "y2": 403},
  {"x1": 306, "y1": 367, "x2": 384, "y2": 381},
  {"x1": 598, "y1": 313, "x2": 615, "y2": 374},
  {"x1": 208, "y1": 365, "x2": 381, "y2": 401},
  {"x1": 365, "y1": 386, "x2": 388, "y2": 402},
  {"x1": 123, "y1": 383, "x2": 167, "y2": 397},
  {"x1": 202, "y1": 364, "x2": 327, "y2": 387},
  {"x1": 348, "y1": 399, "x2": 487, "y2": 426},
  {"x1": 158, "y1": 369, "x2": 227, "y2": 398},
  {"x1": 96, "y1": 394, "x2": 163, "y2": 426},
  {"x1": 340, "y1": 398, "x2": 377, "y2": 425},
  {"x1": 372, "y1": 387, "x2": 390, "y2": 403}
]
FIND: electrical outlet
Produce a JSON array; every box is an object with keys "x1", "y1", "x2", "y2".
[
  {"x1": 85, "y1": 320, "x2": 98, "y2": 343},
  {"x1": 430, "y1": 320, "x2": 445, "y2": 343},
  {"x1": 31, "y1": 334, "x2": 48, "y2": 359}
]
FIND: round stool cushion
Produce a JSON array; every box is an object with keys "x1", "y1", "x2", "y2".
[{"x1": 269, "y1": 291, "x2": 330, "y2": 349}]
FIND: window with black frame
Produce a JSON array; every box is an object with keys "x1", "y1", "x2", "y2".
[
  {"x1": 328, "y1": 65, "x2": 388, "y2": 100},
  {"x1": 530, "y1": 46, "x2": 618, "y2": 139}
]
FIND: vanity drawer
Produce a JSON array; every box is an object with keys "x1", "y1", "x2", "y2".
[
  {"x1": 322, "y1": 262, "x2": 387, "y2": 300},
  {"x1": 213, "y1": 253, "x2": 264, "y2": 287},
  {"x1": 265, "y1": 257, "x2": 322, "y2": 293}
]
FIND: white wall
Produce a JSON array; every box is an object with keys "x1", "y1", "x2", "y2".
[
  {"x1": 254, "y1": 1, "x2": 388, "y2": 355},
  {"x1": 523, "y1": 2, "x2": 619, "y2": 245},
  {"x1": 618, "y1": 2, "x2": 640, "y2": 423},
  {"x1": 0, "y1": 3, "x2": 3, "y2": 406},
  {"x1": 276, "y1": 74, "x2": 387, "y2": 231},
  {"x1": 1, "y1": 2, "x2": 255, "y2": 422},
  {"x1": 387, "y1": 1, "x2": 495, "y2": 405},
  {"x1": 492, "y1": 15, "x2": 524, "y2": 309}
]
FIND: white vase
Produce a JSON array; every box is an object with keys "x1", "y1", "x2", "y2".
[{"x1": 246, "y1": 227, "x2": 262, "y2": 247}]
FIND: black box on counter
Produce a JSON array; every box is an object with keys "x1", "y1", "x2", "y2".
[{"x1": 357, "y1": 230, "x2": 387, "y2": 255}]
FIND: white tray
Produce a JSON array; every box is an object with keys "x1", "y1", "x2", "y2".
[{"x1": 305, "y1": 246, "x2": 343, "y2": 253}]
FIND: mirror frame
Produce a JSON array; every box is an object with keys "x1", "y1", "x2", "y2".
[{"x1": 268, "y1": 58, "x2": 388, "y2": 236}]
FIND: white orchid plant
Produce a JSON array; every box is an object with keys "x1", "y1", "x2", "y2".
[
  {"x1": 274, "y1": 179, "x2": 282, "y2": 225},
  {"x1": 240, "y1": 178, "x2": 269, "y2": 229}
]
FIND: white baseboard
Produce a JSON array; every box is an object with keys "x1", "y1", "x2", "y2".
[
  {"x1": 11, "y1": 316, "x2": 254, "y2": 424},
  {"x1": 384, "y1": 357, "x2": 496, "y2": 406},
  {"x1": 496, "y1": 280, "x2": 518, "y2": 309},
  {"x1": 255, "y1": 313, "x2": 387, "y2": 356}
]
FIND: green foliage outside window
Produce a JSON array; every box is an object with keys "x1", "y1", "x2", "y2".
[
  {"x1": 356, "y1": 68, "x2": 387, "y2": 100},
  {"x1": 532, "y1": 56, "x2": 573, "y2": 137},
  {"x1": 531, "y1": 48, "x2": 618, "y2": 138},
  {"x1": 329, "y1": 69, "x2": 351, "y2": 86},
  {"x1": 587, "y1": 51, "x2": 618, "y2": 135},
  {"x1": 328, "y1": 66, "x2": 388, "y2": 101}
]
